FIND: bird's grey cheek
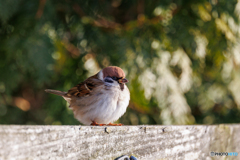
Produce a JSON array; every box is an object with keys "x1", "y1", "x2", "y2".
[
  {"x1": 104, "y1": 77, "x2": 114, "y2": 84},
  {"x1": 104, "y1": 79, "x2": 113, "y2": 83}
]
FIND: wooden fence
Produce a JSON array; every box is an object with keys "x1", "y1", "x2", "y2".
[{"x1": 0, "y1": 125, "x2": 239, "y2": 159}]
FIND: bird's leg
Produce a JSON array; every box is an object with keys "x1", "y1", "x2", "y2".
[
  {"x1": 107, "y1": 123, "x2": 123, "y2": 126},
  {"x1": 90, "y1": 121, "x2": 106, "y2": 126}
]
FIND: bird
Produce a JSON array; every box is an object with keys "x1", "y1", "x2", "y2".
[{"x1": 45, "y1": 66, "x2": 130, "y2": 126}]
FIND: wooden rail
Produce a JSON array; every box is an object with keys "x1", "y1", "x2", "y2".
[{"x1": 0, "y1": 125, "x2": 239, "y2": 159}]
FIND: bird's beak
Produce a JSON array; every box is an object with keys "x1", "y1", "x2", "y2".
[{"x1": 118, "y1": 78, "x2": 128, "y2": 84}]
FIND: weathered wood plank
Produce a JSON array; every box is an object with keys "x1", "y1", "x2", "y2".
[{"x1": 0, "y1": 125, "x2": 239, "y2": 160}]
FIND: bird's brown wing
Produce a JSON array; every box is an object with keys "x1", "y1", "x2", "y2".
[{"x1": 66, "y1": 74, "x2": 104, "y2": 97}]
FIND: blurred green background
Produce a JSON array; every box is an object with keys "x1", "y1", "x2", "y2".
[{"x1": 1, "y1": 0, "x2": 240, "y2": 125}]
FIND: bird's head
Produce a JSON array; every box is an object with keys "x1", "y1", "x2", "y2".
[{"x1": 98, "y1": 66, "x2": 128, "y2": 88}]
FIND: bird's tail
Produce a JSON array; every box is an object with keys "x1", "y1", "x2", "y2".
[{"x1": 45, "y1": 89, "x2": 67, "y2": 96}]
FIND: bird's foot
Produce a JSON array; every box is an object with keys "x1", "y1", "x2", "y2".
[
  {"x1": 107, "y1": 123, "x2": 123, "y2": 126},
  {"x1": 90, "y1": 121, "x2": 123, "y2": 126},
  {"x1": 90, "y1": 121, "x2": 106, "y2": 126}
]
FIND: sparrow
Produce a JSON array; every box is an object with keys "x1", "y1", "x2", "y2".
[{"x1": 45, "y1": 66, "x2": 130, "y2": 126}]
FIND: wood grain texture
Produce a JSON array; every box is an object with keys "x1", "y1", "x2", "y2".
[{"x1": 0, "y1": 125, "x2": 239, "y2": 160}]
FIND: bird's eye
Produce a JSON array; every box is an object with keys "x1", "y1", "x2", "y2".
[{"x1": 112, "y1": 76, "x2": 118, "y2": 80}]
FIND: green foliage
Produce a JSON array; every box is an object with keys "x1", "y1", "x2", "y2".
[{"x1": 0, "y1": 0, "x2": 240, "y2": 125}]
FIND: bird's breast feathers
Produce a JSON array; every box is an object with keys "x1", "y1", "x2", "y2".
[{"x1": 69, "y1": 84, "x2": 130, "y2": 125}]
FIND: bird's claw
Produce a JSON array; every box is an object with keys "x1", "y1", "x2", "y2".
[
  {"x1": 107, "y1": 123, "x2": 123, "y2": 126},
  {"x1": 90, "y1": 121, "x2": 106, "y2": 126},
  {"x1": 90, "y1": 121, "x2": 123, "y2": 126}
]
